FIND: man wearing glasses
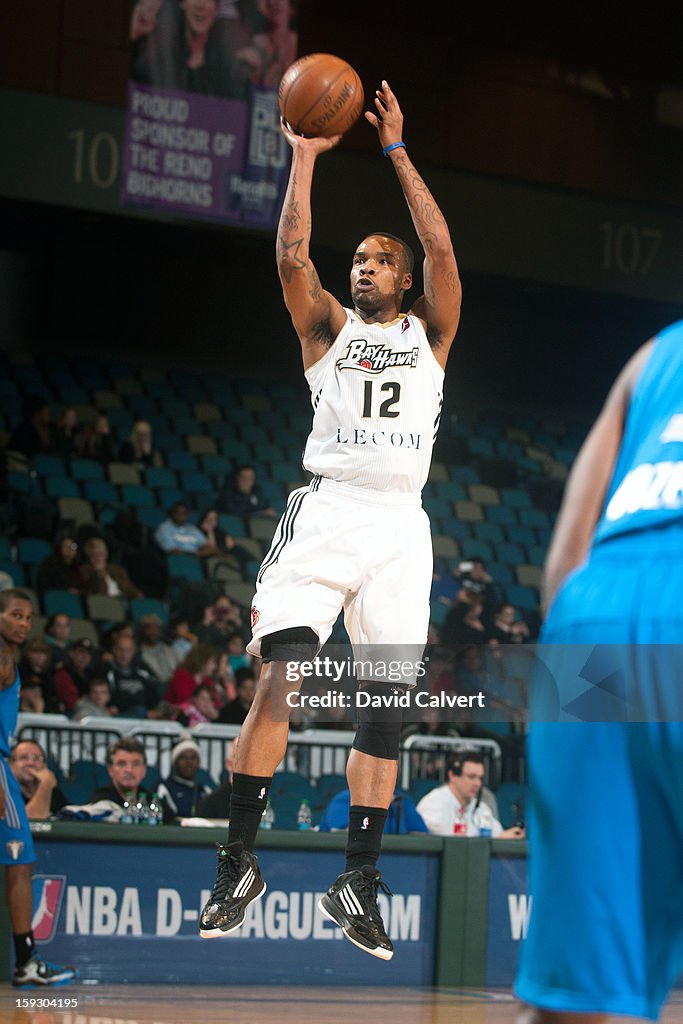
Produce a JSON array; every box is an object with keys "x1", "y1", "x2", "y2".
[{"x1": 9, "y1": 739, "x2": 68, "y2": 820}]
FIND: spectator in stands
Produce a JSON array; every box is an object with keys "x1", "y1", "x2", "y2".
[
  {"x1": 19, "y1": 683, "x2": 45, "y2": 714},
  {"x1": 52, "y1": 406, "x2": 81, "y2": 458},
  {"x1": 198, "y1": 507, "x2": 250, "y2": 572},
  {"x1": 454, "y1": 558, "x2": 497, "y2": 622},
  {"x1": 44, "y1": 613, "x2": 72, "y2": 669},
  {"x1": 137, "y1": 613, "x2": 183, "y2": 683},
  {"x1": 8, "y1": 396, "x2": 54, "y2": 459},
  {"x1": 164, "y1": 643, "x2": 223, "y2": 708},
  {"x1": 79, "y1": 411, "x2": 116, "y2": 464},
  {"x1": 72, "y1": 678, "x2": 114, "y2": 721},
  {"x1": 217, "y1": 665, "x2": 256, "y2": 724},
  {"x1": 103, "y1": 632, "x2": 161, "y2": 717},
  {"x1": 9, "y1": 739, "x2": 67, "y2": 819},
  {"x1": 177, "y1": 681, "x2": 219, "y2": 727},
  {"x1": 130, "y1": 0, "x2": 251, "y2": 100},
  {"x1": 158, "y1": 738, "x2": 213, "y2": 818},
  {"x1": 53, "y1": 637, "x2": 98, "y2": 713},
  {"x1": 100, "y1": 621, "x2": 135, "y2": 658},
  {"x1": 196, "y1": 737, "x2": 237, "y2": 819},
  {"x1": 416, "y1": 751, "x2": 525, "y2": 839},
  {"x1": 18, "y1": 638, "x2": 61, "y2": 713},
  {"x1": 89, "y1": 737, "x2": 174, "y2": 823},
  {"x1": 77, "y1": 537, "x2": 143, "y2": 600},
  {"x1": 430, "y1": 560, "x2": 460, "y2": 607},
  {"x1": 226, "y1": 631, "x2": 251, "y2": 673},
  {"x1": 241, "y1": 0, "x2": 296, "y2": 88},
  {"x1": 198, "y1": 507, "x2": 236, "y2": 557},
  {"x1": 118, "y1": 420, "x2": 162, "y2": 469},
  {"x1": 441, "y1": 593, "x2": 489, "y2": 646},
  {"x1": 36, "y1": 535, "x2": 82, "y2": 593},
  {"x1": 490, "y1": 603, "x2": 531, "y2": 644},
  {"x1": 155, "y1": 502, "x2": 213, "y2": 556},
  {"x1": 194, "y1": 594, "x2": 244, "y2": 648},
  {"x1": 320, "y1": 787, "x2": 429, "y2": 834},
  {"x1": 217, "y1": 464, "x2": 276, "y2": 518},
  {"x1": 170, "y1": 615, "x2": 198, "y2": 657},
  {"x1": 310, "y1": 697, "x2": 355, "y2": 731}
]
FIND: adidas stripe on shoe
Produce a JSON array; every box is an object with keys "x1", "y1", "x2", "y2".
[
  {"x1": 318, "y1": 865, "x2": 394, "y2": 960},
  {"x1": 200, "y1": 843, "x2": 266, "y2": 938}
]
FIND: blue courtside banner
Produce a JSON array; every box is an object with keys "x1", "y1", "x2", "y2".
[
  {"x1": 486, "y1": 855, "x2": 529, "y2": 987},
  {"x1": 32, "y1": 842, "x2": 438, "y2": 985}
]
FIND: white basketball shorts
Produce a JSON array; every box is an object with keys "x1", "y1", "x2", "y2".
[{"x1": 247, "y1": 476, "x2": 433, "y2": 683}]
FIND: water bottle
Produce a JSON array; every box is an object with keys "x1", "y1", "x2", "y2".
[
  {"x1": 477, "y1": 802, "x2": 494, "y2": 838},
  {"x1": 147, "y1": 793, "x2": 163, "y2": 826},
  {"x1": 260, "y1": 801, "x2": 275, "y2": 830},
  {"x1": 296, "y1": 799, "x2": 312, "y2": 831},
  {"x1": 135, "y1": 793, "x2": 149, "y2": 825},
  {"x1": 121, "y1": 790, "x2": 134, "y2": 825}
]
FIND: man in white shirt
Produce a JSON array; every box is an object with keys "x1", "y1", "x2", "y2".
[
  {"x1": 417, "y1": 751, "x2": 525, "y2": 839},
  {"x1": 155, "y1": 502, "x2": 212, "y2": 555}
]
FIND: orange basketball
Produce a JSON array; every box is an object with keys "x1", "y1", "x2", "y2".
[{"x1": 278, "y1": 53, "x2": 364, "y2": 139}]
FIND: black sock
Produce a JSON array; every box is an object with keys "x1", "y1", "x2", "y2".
[
  {"x1": 13, "y1": 931, "x2": 34, "y2": 968},
  {"x1": 345, "y1": 806, "x2": 388, "y2": 872},
  {"x1": 227, "y1": 773, "x2": 272, "y2": 852}
]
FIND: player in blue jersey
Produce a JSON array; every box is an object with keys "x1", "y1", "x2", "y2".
[
  {"x1": 516, "y1": 320, "x2": 683, "y2": 1022},
  {"x1": 0, "y1": 589, "x2": 78, "y2": 988}
]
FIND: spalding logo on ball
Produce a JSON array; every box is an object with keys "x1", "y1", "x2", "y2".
[{"x1": 278, "y1": 53, "x2": 364, "y2": 138}]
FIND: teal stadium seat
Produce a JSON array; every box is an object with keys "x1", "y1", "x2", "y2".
[
  {"x1": 32, "y1": 454, "x2": 66, "y2": 477},
  {"x1": 167, "y1": 553, "x2": 204, "y2": 582},
  {"x1": 43, "y1": 590, "x2": 83, "y2": 617},
  {"x1": 144, "y1": 467, "x2": 178, "y2": 489},
  {"x1": 0, "y1": 561, "x2": 25, "y2": 586},
  {"x1": 70, "y1": 459, "x2": 105, "y2": 483},
  {"x1": 17, "y1": 538, "x2": 52, "y2": 566},
  {"x1": 84, "y1": 481, "x2": 118, "y2": 504},
  {"x1": 122, "y1": 484, "x2": 156, "y2": 507},
  {"x1": 45, "y1": 477, "x2": 80, "y2": 499}
]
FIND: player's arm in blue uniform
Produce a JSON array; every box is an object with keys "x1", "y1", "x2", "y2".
[{"x1": 542, "y1": 341, "x2": 654, "y2": 611}]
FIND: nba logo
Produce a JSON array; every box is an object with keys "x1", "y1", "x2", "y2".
[
  {"x1": 31, "y1": 876, "x2": 66, "y2": 942},
  {"x1": 361, "y1": 816, "x2": 370, "y2": 830}
]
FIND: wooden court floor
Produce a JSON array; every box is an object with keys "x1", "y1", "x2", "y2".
[{"x1": 2, "y1": 986, "x2": 683, "y2": 1024}]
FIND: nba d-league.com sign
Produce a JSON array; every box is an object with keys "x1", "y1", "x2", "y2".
[{"x1": 30, "y1": 842, "x2": 437, "y2": 985}]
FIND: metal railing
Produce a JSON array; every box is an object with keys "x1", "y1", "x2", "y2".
[{"x1": 16, "y1": 715, "x2": 502, "y2": 793}]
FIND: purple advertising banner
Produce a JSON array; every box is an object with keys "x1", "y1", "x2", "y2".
[
  {"x1": 122, "y1": 83, "x2": 289, "y2": 227},
  {"x1": 121, "y1": 1, "x2": 293, "y2": 228}
]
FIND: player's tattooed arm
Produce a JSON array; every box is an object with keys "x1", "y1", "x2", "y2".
[
  {"x1": 367, "y1": 81, "x2": 461, "y2": 364},
  {"x1": 276, "y1": 121, "x2": 346, "y2": 366},
  {"x1": 0, "y1": 641, "x2": 16, "y2": 691},
  {"x1": 391, "y1": 149, "x2": 461, "y2": 361}
]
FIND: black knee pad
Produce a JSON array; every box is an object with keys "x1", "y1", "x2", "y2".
[
  {"x1": 352, "y1": 683, "x2": 405, "y2": 761},
  {"x1": 260, "y1": 626, "x2": 319, "y2": 664}
]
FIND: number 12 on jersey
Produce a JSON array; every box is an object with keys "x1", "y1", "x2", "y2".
[{"x1": 361, "y1": 381, "x2": 401, "y2": 418}]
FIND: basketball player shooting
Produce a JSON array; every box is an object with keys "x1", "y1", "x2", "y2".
[{"x1": 200, "y1": 80, "x2": 461, "y2": 959}]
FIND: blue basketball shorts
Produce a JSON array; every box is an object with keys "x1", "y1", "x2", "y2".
[
  {"x1": 0, "y1": 756, "x2": 36, "y2": 866},
  {"x1": 515, "y1": 528, "x2": 683, "y2": 1021}
]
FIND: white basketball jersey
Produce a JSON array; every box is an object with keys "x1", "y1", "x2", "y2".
[{"x1": 303, "y1": 308, "x2": 444, "y2": 493}]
